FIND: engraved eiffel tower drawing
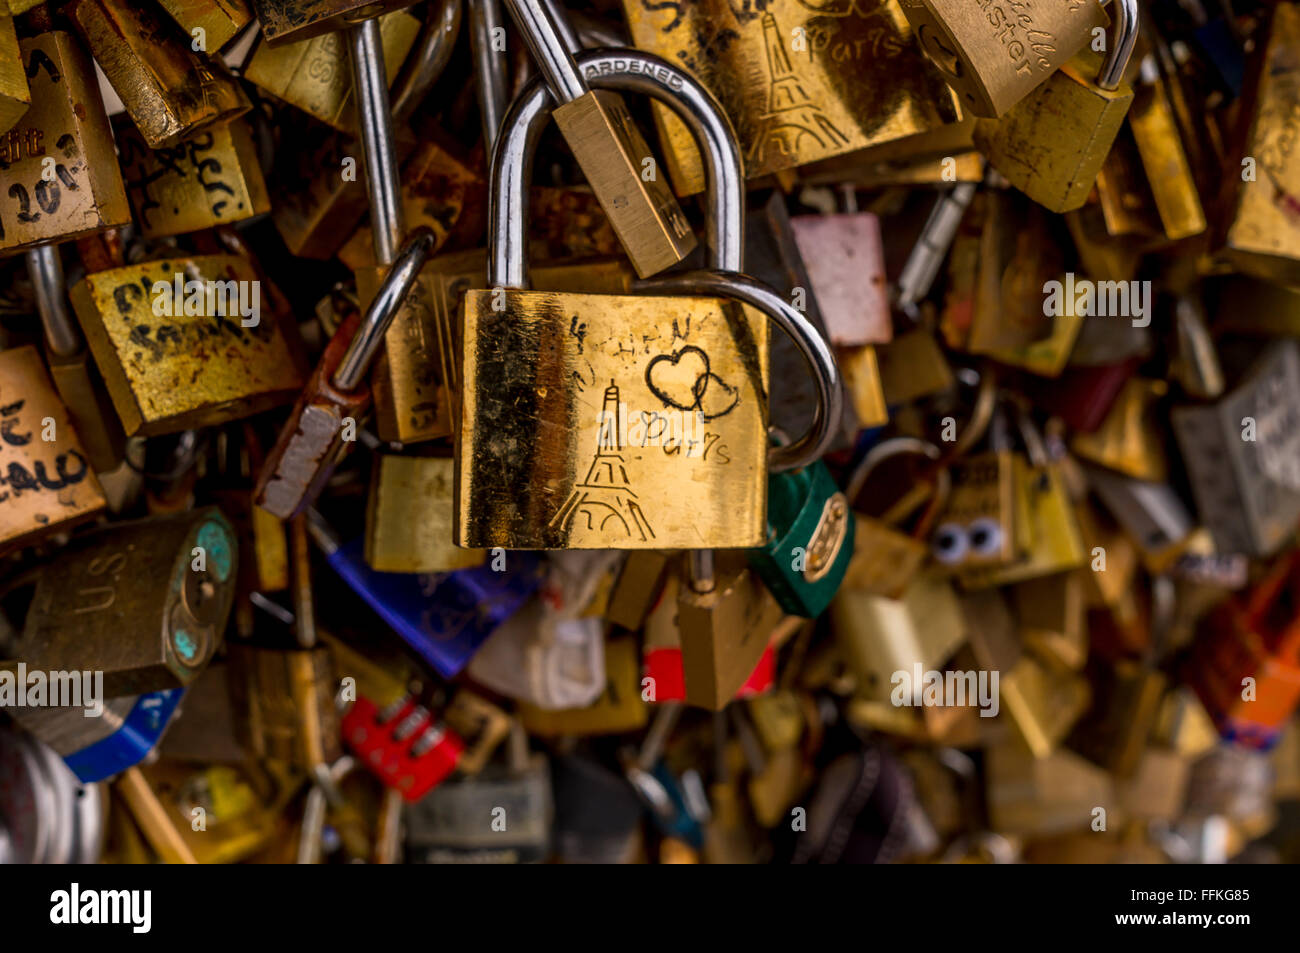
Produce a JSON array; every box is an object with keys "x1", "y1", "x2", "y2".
[
  {"x1": 748, "y1": 13, "x2": 850, "y2": 169},
  {"x1": 549, "y1": 382, "x2": 655, "y2": 542}
]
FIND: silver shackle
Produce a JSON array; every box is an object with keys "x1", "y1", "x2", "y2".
[
  {"x1": 1099, "y1": 0, "x2": 1139, "y2": 91},
  {"x1": 487, "y1": 48, "x2": 744, "y2": 286},
  {"x1": 486, "y1": 49, "x2": 839, "y2": 473}
]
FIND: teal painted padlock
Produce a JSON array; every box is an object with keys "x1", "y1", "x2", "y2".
[{"x1": 747, "y1": 461, "x2": 855, "y2": 618}]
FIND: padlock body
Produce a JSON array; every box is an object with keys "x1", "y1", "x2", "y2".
[
  {"x1": 0, "y1": 33, "x2": 130, "y2": 254},
  {"x1": 244, "y1": 10, "x2": 419, "y2": 132},
  {"x1": 899, "y1": 0, "x2": 1106, "y2": 118},
  {"x1": 974, "y1": 49, "x2": 1134, "y2": 213},
  {"x1": 253, "y1": 0, "x2": 418, "y2": 45},
  {"x1": 157, "y1": 0, "x2": 254, "y2": 51},
  {"x1": 621, "y1": 0, "x2": 961, "y2": 193},
  {"x1": 678, "y1": 566, "x2": 783, "y2": 710},
  {"x1": 0, "y1": 15, "x2": 29, "y2": 136},
  {"x1": 457, "y1": 290, "x2": 770, "y2": 549},
  {"x1": 749, "y1": 461, "x2": 854, "y2": 618},
  {"x1": 71, "y1": 255, "x2": 305, "y2": 437},
  {"x1": 117, "y1": 117, "x2": 271, "y2": 238},
  {"x1": 46, "y1": 347, "x2": 126, "y2": 474},
  {"x1": 22, "y1": 508, "x2": 236, "y2": 697},
  {"x1": 0, "y1": 346, "x2": 107, "y2": 550},
  {"x1": 553, "y1": 90, "x2": 696, "y2": 278},
  {"x1": 70, "y1": 0, "x2": 251, "y2": 148},
  {"x1": 366, "y1": 455, "x2": 485, "y2": 573}
]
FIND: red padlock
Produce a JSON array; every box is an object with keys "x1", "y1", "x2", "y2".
[{"x1": 342, "y1": 695, "x2": 465, "y2": 801}]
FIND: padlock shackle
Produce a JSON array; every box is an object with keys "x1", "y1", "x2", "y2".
[
  {"x1": 27, "y1": 245, "x2": 84, "y2": 358},
  {"x1": 1099, "y1": 0, "x2": 1139, "y2": 91},
  {"x1": 469, "y1": 0, "x2": 511, "y2": 149},
  {"x1": 392, "y1": 0, "x2": 463, "y2": 123},
  {"x1": 488, "y1": 49, "x2": 744, "y2": 288},
  {"x1": 334, "y1": 227, "x2": 438, "y2": 391},
  {"x1": 504, "y1": 0, "x2": 586, "y2": 102},
  {"x1": 349, "y1": 19, "x2": 404, "y2": 266},
  {"x1": 636, "y1": 270, "x2": 841, "y2": 473}
]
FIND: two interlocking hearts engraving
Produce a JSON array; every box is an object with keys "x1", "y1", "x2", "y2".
[{"x1": 644, "y1": 345, "x2": 739, "y2": 421}]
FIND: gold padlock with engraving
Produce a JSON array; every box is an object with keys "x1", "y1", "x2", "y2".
[
  {"x1": 116, "y1": 118, "x2": 271, "y2": 238},
  {"x1": 973, "y1": 0, "x2": 1138, "y2": 213},
  {"x1": 68, "y1": 255, "x2": 305, "y2": 436},
  {"x1": 899, "y1": 0, "x2": 1107, "y2": 118},
  {"x1": 244, "y1": 9, "x2": 420, "y2": 133},
  {"x1": 69, "y1": 0, "x2": 251, "y2": 149},
  {"x1": 0, "y1": 33, "x2": 130, "y2": 254},
  {"x1": 623, "y1": 0, "x2": 961, "y2": 194}
]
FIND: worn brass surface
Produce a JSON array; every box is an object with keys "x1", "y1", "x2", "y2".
[
  {"x1": 679, "y1": 565, "x2": 784, "y2": 711},
  {"x1": 457, "y1": 290, "x2": 769, "y2": 549},
  {"x1": 622, "y1": 0, "x2": 960, "y2": 193},
  {"x1": 898, "y1": 0, "x2": 1105, "y2": 118},
  {"x1": 365, "y1": 455, "x2": 484, "y2": 573},
  {"x1": 553, "y1": 89, "x2": 696, "y2": 278},
  {"x1": 0, "y1": 15, "x2": 28, "y2": 136},
  {"x1": 974, "y1": 48, "x2": 1134, "y2": 213},
  {"x1": 0, "y1": 33, "x2": 130, "y2": 254},
  {"x1": 69, "y1": 255, "x2": 304, "y2": 437},
  {"x1": 837, "y1": 344, "x2": 888, "y2": 429},
  {"x1": 70, "y1": 0, "x2": 251, "y2": 149},
  {"x1": 156, "y1": 0, "x2": 254, "y2": 51},
  {"x1": 117, "y1": 118, "x2": 271, "y2": 238},
  {"x1": 245, "y1": 10, "x2": 419, "y2": 132},
  {"x1": 1129, "y1": 71, "x2": 1207, "y2": 242},
  {"x1": 1214, "y1": 2, "x2": 1300, "y2": 286},
  {"x1": 253, "y1": 0, "x2": 417, "y2": 46},
  {"x1": 20, "y1": 507, "x2": 236, "y2": 697},
  {"x1": 0, "y1": 346, "x2": 106, "y2": 551},
  {"x1": 271, "y1": 125, "x2": 374, "y2": 259}
]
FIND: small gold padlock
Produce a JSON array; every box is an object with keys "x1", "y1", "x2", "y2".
[
  {"x1": 899, "y1": 0, "x2": 1108, "y2": 117},
  {"x1": 973, "y1": 0, "x2": 1139, "y2": 212},
  {"x1": 0, "y1": 33, "x2": 130, "y2": 254},
  {"x1": 69, "y1": 255, "x2": 306, "y2": 436},
  {"x1": 69, "y1": 0, "x2": 251, "y2": 148},
  {"x1": 116, "y1": 117, "x2": 271, "y2": 239},
  {"x1": 365, "y1": 454, "x2": 485, "y2": 573}
]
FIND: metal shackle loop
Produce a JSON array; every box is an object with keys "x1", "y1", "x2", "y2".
[
  {"x1": 487, "y1": 49, "x2": 744, "y2": 288},
  {"x1": 635, "y1": 270, "x2": 841, "y2": 474},
  {"x1": 333, "y1": 227, "x2": 438, "y2": 391},
  {"x1": 1098, "y1": 0, "x2": 1139, "y2": 91}
]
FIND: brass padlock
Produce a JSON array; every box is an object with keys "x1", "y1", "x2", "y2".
[
  {"x1": 899, "y1": 0, "x2": 1108, "y2": 117},
  {"x1": 365, "y1": 454, "x2": 485, "y2": 573},
  {"x1": 69, "y1": 0, "x2": 252, "y2": 149},
  {"x1": 244, "y1": 9, "x2": 420, "y2": 133},
  {"x1": 156, "y1": 0, "x2": 254, "y2": 52},
  {"x1": 1128, "y1": 54, "x2": 1207, "y2": 242},
  {"x1": 69, "y1": 254, "x2": 306, "y2": 437},
  {"x1": 504, "y1": 0, "x2": 695, "y2": 278},
  {"x1": 0, "y1": 13, "x2": 28, "y2": 136},
  {"x1": 252, "y1": 0, "x2": 419, "y2": 45},
  {"x1": 458, "y1": 54, "x2": 775, "y2": 550},
  {"x1": 15, "y1": 507, "x2": 236, "y2": 697},
  {"x1": 1213, "y1": 2, "x2": 1300, "y2": 287},
  {"x1": 0, "y1": 33, "x2": 130, "y2": 254},
  {"x1": 677, "y1": 557, "x2": 785, "y2": 711},
  {"x1": 115, "y1": 117, "x2": 271, "y2": 239},
  {"x1": 621, "y1": 0, "x2": 961, "y2": 193},
  {"x1": 0, "y1": 344, "x2": 106, "y2": 550},
  {"x1": 973, "y1": 0, "x2": 1138, "y2": 212}
]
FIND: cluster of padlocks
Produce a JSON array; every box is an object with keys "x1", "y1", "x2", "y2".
[{"x1": 0, "y1": 0, "x2": 1298, "y2": 866}]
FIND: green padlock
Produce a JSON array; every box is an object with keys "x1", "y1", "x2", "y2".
[{"x1": 747, "y1": 461, "x2": 855, "y2": 618}]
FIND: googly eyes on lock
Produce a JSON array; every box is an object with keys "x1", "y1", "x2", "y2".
[
  {"x1": 932, "y1": 523, "x2": 969, "y2": 565},
  {"x1": 968, "y1": 518, "x2": 1005, "y2": 558}
]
